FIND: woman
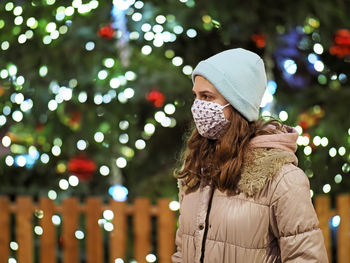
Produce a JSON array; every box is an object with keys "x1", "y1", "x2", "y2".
[{"x1": 171, "y1": 48, "x2": 328, "y2": 263}]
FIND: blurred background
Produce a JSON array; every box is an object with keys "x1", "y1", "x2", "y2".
[{"x1": 0, "y1": 0, "x2": 349, "y2": 262}]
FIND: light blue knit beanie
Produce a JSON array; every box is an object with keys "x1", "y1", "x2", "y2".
[{"x1": 192, "y1": 48, "x2": 267, "y2": 122}]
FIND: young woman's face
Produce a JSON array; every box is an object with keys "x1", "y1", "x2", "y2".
[{"x1": 192, "y1": 75, "x2": 231, "y2": 119}]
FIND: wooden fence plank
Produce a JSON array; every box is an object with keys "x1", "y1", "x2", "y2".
[
  {"x1": 337, "y1": 194, "x2": 350, "y2": 263},
  {"x1": 157, "y1": 199, "x2": 175, "y2": 263},
  {"x1": 17, "y1": 197, "x2": 34, "y2": 263},
  {"x1": 314, "y1": 195, "x2": 331, "y2": 262},
  {"x1": 39, "y1": 198, "x2": 56, "y2": 263},
  {"x1": 0, "y1": 197, "x2": 10, "y2": 262},
  {"x1": 134, "y1": 198, "x2": 151, "y2": 263},
  {"x1": 62, "y1": 198, "x2": 79, "y2": 263},
  {"x1": 86, "y1": 197, "x2": 103, "y2": 263},
  {"x1": 110, "y1": 200, "x2": 126, "y2": 262}
]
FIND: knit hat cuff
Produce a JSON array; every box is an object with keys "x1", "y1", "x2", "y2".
[{"x1": 192, "y1": 61, "x2": 259, "y2": 122}]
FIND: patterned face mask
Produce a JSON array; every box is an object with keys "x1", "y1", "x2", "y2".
[{"x1": 191, "y1": 99, "x2": 230, "y2": 139}]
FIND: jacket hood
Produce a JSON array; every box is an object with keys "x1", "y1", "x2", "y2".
[
  {"x1": 238, "y1": 125, "x2": 299, "y2": 196},
  {"x1": 248, "y1": 124, "x2": 299, "y2": 153}
]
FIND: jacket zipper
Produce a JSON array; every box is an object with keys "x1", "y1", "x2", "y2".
[{"x1": 200, "y1": 186, "x2": 215, "y2": 263}]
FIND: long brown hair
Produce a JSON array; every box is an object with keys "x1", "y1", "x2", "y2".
[{"x1": 174, "y1": 106, "x2": 286, "y2": 195}]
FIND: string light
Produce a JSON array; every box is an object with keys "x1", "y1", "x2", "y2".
[
  {"x1": 141, "y1": 45, "x2": 152, "y2": 55},
  {"x1": 338, "y1": 147, "x2": 346, "y2": 156},
  {"x1": 134, "y1": 1, "x2": 144, "y2": 9},
  {"x1": 182, "y1": 65, "x2": 193, "y2": 75},
  {"x1": 104, "y1": 222, "x2": 114, "y2": 231},
  {"x1": 283, "y1": 59, "x2": 297, "y2": 75},
  {"x1": 48, "y1": 190, "x2": 57, "y2": 200},
  {"x1": 108, "y1": 184, "x2": 128, "y2": 201},
  {"x1": 75, "y1": 230, "x2": 84, "y2": 239},
  {"x1": 119, "y1": 133, "x2": 129, "y2": 144},
  {"x1": 135, "y1": 139, "x2": 146, "y2": 150},
  {"x1": 2, "y1": 136, "x2": 11, "y2": 147},
  {"x1": 169, "y1": 201, "x2": 180, "y2": 211},
  {"x1": 51, "y1": 145, "x2": 61, "y2": 156},
  {"x1": 10, "y1": 242, "x2": 18, "y2": 251},
  {"x1": 146, "y1": 254, "x2": 157, "y2": 263},
  {"x1": 59, "y1": 179, "x2": 69, "y2": 190},
  {"x1": 314, "y1": 60, "x2": 324, "y2": 72},
  {"x1": 320, "y1": 137, "x2": 329, "y2": 147},
  {"x1": 144, "y1": 32, "x2": 154, "y2": 41},
  {"x1": 116, "y1": 157, "x2": 127, "y2": 168},
  {"x1": 153, "y1": 35, "x2": 164, "y2": 47},
  {"x1": 144, "y1": 123, "x2": 156, "y2": 135},
  {"x1": 279, "y1": 111, "x2": 288, "y2": 121},
  {"x1": 153, "y1": 24, "x2": 163, "y2": 33},
  {"x1": 41, "y1": 154, "x2": 50, "y2": 164},
  {"x1": 5, "y1": 156, "x2": 14, "y2": 166},
  {"x1": 99, "y1": 165, "x2": 110, "y2": 176},
  {"x1": 334, "y1": 174, "x2": 342, "y2": 184},
  {"x1": 132, "y1": 12, "x2": 142, "y2": 21},
  {"x1": 172, "y1": 56, "x2": 183, "y2": 66},
  {"x1": 322, "y1": 184, "x2": 331, "y2": 193},
  {"x1": 310, "y1": 189, "x2": 314, "y2": 198},
  {"x1": 13, "y1": 6, "x2": 23, "y2": 16},
  {"x1": 34, "y1": 226, "x2": 43, "y2": 235},
  {"x1": 5, "y1": 2, "x2": 14, "y2": 11},
  {"x1": 94, "y1": 94, "x2": 103, "y2": 105},
  {"x1": 164, "y1": 104, "x2": 176, "y2": 115},
  {"x1": 125, "y1": 71, "x2": 136, "y2": 80},
  {"x1": 52, "y1": 215, "x2": 61, "y2": 225},
  {"x1": 94, "y1": 132, "x2": 104, "y2": 143},
  {"x1": 85, "y1": 41, "x2": 95, "y2": 51},
  {"x1": 186, "y1": 28, "x2": 197, "y2": 38},
  {"x1": 68, "y1": 175, "x2": 79, "y2": 186},
  {"x1": 304, "y1": 146, "x2": 312, "y2": 156},
  {"x1": 110, "y1": 78, "x2": 121, "y2": 89},
  {"x1": 313, "y1": 43, "x2": 324, "y2": 54}
]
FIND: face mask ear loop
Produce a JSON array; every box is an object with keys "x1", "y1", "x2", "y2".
[{"x1": 222, "y1": 103, "x2": 231, "y2": 123}]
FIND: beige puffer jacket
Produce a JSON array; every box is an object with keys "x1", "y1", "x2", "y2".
[{"x1": 172, "y1": 126, "x2": 328, "y2": 263}]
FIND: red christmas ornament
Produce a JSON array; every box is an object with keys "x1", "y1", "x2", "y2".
[
  {"x1": 329, "y1": 29, "x2": 350, "y2": 58},
  {"x1": 68, "y1": 154, "x2": 96, "y2": 181},
  {"x1": 252, "y1": 33, "x2": 267, "y2": 48},
  {"x1": 298, "y1": 120, "x2": 309, "y2": 131},
  {"x1": 36, "y1": 123, "x2": 45, "y2": 132},
  {"x1": 297, "y1": 107, "x2": 324, "y2": 131},
  {"x1": 146, "y1": 89, "x2": 165, "y2": 108},
  {"x1": 68, "y1": 111, "x2": 82, "y2": 128},
  {"x1": 97, "y1": 24, "x2": 115, "y2": 40}
]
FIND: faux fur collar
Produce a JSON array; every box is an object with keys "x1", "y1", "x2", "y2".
[
  {"x1": 178, "y1": 148, "x2": 298, "y2": 197},
  {"x1": 238, "y1": 148, "x2": 298, "y2": 196}
]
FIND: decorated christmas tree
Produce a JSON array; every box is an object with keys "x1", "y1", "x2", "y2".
[{"x1": 0, "y1": 0, "x2": 349, "y2": 205}]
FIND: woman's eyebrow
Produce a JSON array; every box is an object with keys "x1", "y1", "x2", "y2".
[
  {"x1": 198, "y1": 90, "x2": 214, "y2": 95},
  {"x1": 192, "y1": 90, "x2": 215, "y2": 96}
]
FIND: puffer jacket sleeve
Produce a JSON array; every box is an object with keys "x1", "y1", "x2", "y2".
[
  {"x1": 171, "y1": 179, "x2": 185, "y2": 263},
  {"x1": 270, "y1": 166, "x2": 329, "y2": 263}
]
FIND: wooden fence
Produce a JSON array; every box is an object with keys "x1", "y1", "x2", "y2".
[
  {"x1": 315, "y1": 194, "x2": 350, "y2": 263},
  {"x1": 0, "y1": 194, "x2": 349, "y2": 263},
  {"x1": 0, "y1": 196, "x2": 175, "y2": 263}
]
